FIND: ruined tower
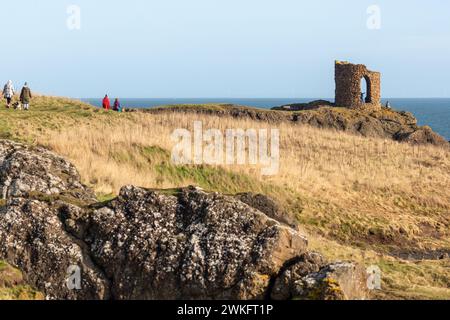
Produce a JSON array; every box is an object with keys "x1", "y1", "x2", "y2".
[{"x1": 335, "y1": 61, "x2": 381, "y2": 109}]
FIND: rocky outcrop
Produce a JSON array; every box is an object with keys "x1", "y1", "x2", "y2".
[
  {"x1": 395, "y1": 126, "x2": 449, "y2": 146},
  {"x1": 0, "y1": 140, "x2": 96, "y2": 202},
  {"x1": 271, "y1": 100, "x2": 334, "y2": 111},
  {"x1": 273, "y1": 259, "x2": 370, "y2": 300},
  {"x1": 0, "y1": 140, "x2": 370, "y2": 300},
  {"x1": 271, "y1": 252, "x2": 328, "y2": 300},
  {"x1": 138, "y1": 104, "x2": 449, "y2": 147},
  {"x1": 0, "y1": 198, "x2": 110, "y2": 300},
  {"x1": 0, "y1": 140, "x2": 108, "y2": 299},
  {"x1": 70, "y1": 185, "x2": 309, "y2": 300}
]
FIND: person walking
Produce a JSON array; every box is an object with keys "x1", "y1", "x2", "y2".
[
  {"x1": 102, "y1": 95, "x2": 111, "y2": 110},
  {"x1": 2, "y1": 80, "x2": 15, "y2": 108},
  {"x1": 113, "y1": 98, "x2": 122, "y2": 112},
  {"x1": 20, "y1": 82, "x2": 32, "y2": 111}
]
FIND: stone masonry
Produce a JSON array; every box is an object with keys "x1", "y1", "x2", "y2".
[{"x1": 335, "y1": 61, "x2": 381, "y2": 110}]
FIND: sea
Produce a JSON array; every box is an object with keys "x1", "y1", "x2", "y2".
[{"x1": 81, "y1": 98, "x2": 450, "y2": 140}]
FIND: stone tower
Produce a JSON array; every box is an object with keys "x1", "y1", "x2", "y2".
[{"x1": 335, "y1": 61, "x2": 381, "y2": 109}]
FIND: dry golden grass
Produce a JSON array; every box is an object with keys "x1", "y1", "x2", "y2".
[{"x1": 1, "y1": 96, "x2": 449, "y2": 299}]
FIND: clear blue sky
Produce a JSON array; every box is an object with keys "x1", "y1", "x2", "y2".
[{"x1": 0, "y1": 0, "x2": 449, "y2": 98}]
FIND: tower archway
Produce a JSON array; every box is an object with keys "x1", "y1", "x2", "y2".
[{"x1": 361, "y1": 75, "x2": 372, "y2": 103}]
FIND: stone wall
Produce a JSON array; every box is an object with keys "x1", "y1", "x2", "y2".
[{"x1": 335, "y1": 61, "x2": 381, "y2": 110}]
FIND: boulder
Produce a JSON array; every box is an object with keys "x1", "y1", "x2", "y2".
[
  {"x1": 291, "y1": 261, "x2": 370, "y2": 300},
  {"x1": 0, "y1": 140, "x2": 95, "y2": 202},
  {"x1": 271, "y1": 252, "x2": 327, "y2": 300},
  {"x1": 77, "y1": 186, "x2": 309, "y2": 299},
  {"x1": 0, "y1": 198, "x2": 110, "y2": 300},
  {"x1": 396, "y1": 126, "x2": 449, "y2": 147},
  {"x1": 0, "y1": 185, "x2": 309, "y2": 300}
]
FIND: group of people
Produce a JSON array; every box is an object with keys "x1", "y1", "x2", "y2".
[
  {"x1": 102, "y1": 95, "x2": 123, "y2": 112},
  {"x1": 2, "y1": 80, "x2": 32, "y2": 110}
]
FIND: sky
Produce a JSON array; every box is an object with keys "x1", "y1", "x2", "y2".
[{"x1": 0, "y1": 0, "x2": 449, "y2": 98}]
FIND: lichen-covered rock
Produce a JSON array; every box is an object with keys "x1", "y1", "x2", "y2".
[
  {"x1": 0, "y1": 198, "x2": 109, "y2": 300},
  {"x1": 291, "y1": 262, "x2": 370, "y2": 300},
  {"x1": 271, "y1": 252, "x2": 327, "y2": 300},
  {"x1": 78, "y1": 186, "x2": 309, "y2": 299},
  {"x1": 0, "y1": 140, "x2": 95, "y2": 202}
]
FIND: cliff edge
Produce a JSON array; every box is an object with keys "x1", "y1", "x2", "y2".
[{"x1": 136, "y1": 103, "x2": 449, "y2": 147}]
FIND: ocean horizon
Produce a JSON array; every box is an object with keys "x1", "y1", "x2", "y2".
[{"x1": 81, "y1": 98, "x2": 450, "y2": 140}]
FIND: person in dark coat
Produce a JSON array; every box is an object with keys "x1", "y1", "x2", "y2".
[
  {"x1": 113, "y1": 98, "x2": 123, "y2": 112},
  {"x1": 20, "y1": 82, "x2": 32, "y2": 111}
]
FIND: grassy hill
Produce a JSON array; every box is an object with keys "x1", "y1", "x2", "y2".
[{"x1": 0, "y1": 96, "x2": 449, "y2": 300}]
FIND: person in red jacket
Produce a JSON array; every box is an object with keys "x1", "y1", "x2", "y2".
[{"x1": 102, "y1": 95, "x2": 111, "y2": 110}]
